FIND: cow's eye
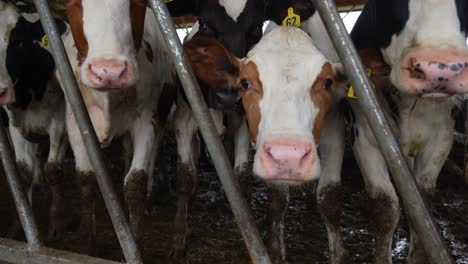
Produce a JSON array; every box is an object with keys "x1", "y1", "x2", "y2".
[
  {"x1": 324, "y1": 79, "x2": 333, "y2": 90},
  {"x1": 240, "y1": 79, "x2": 251, "y2": 90}
]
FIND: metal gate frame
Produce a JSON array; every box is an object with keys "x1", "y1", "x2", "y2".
[{"x1": 0, "y1": 0, "x2": 454, "y2": 263}]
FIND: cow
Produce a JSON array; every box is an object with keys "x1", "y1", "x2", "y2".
[
  {"x1": 315, "y1": 1, "x2": 468, "y2": 264},
  {"x1": 184, "y1": 23, "x2": 347, "y2": 263},
  {"x1": 0, "y1": 1, "x2": 68, "y2": 240},
  {"x1": 63, "y1": 0, "x2": 176, "y2": 252},
  {"x1": 173, "y1": 0, "x2": 332, "y2": 261}
]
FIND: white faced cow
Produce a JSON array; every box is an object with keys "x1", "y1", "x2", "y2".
[
  {"x1": 185, "y1": 26, "x2": 346, "y2": 263},
  {"x1": 0, "y1": 1, "x2": 69, "y2": 241},
  {"x1": 324, "y1": 0, "x2": 468, "y2": 264},
  {"x1": 63, "y1": 0, "x2": 176, "y2": 251}
]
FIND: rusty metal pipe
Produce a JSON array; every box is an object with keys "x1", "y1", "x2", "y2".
[
  {"x1": 32, "y1": 1, "x2": 143, "y2": 263},
  {"x1": 149, "y1": 1, "x2": 271, "y2": 263},
  {"x1": 0, "y1": 117, "x2": 42, "y2": 250},
  {"x1": 310, "y1": 0, "x2": 454, "y2": 263}
]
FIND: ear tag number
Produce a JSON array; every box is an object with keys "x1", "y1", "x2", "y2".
[
  {"x1": 348, "y1": 68, "x2": 373, "y2": 99},
  {"x1": 282, "y1": 7, "x2": 301, "y2": 27},
  {"x1": 41, "y1": 35, "x2": 49, "y2": 48}
]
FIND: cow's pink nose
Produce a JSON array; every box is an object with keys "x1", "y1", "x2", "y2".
[
  {"x1": 402, "y1": 49, "x2": 468, "y2": 95},
  {"x1": 86, "y1": 59, "x2": 131, "y2": 89},
  {"x1": 260, "y1": 138, "x2": 315, "y2": 183}
]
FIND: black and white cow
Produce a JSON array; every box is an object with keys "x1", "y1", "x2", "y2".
[
  {"x1": 64, "y1": 0, "x2": 177, "y2": 252},
  {"x1": 316, "y1": 1, "x2": 468, "y2": 264},
  {"x1": 0, "y1": 1, "x2": 68, "y2": 240}
]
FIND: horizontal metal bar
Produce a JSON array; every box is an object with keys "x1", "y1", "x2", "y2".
[
  {"x1": 32, "y1": 1, "x2": 143, "y2": 263},
  {"x1": 310, "y1": 0, "x2": 454, "y2": 263},
  {"x1": 0, "y1": 117, "x2": 42, "y2": 250},
  {"x1": 149, "y1": 1, "x2": 271, "y2": 263},
  {"x1": 0, "y1": 238, "x2": 119, "y2": 264}
]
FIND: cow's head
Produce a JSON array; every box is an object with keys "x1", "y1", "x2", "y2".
[
  {"x1": 186, "y1": 27, "x2": 343, "y2": 184},
  {"x1": 0, "y1": 2, "x2": 64, "y2": 108},
  {"x1": 194, "y1": 0, "x2": 264, "y2": 58},
  {"x1": 352, "y1": 0, "x2": 468, "y2": 97},
  {"x1": 66, "y1": 0, "x2": 146, "y2": 90}
]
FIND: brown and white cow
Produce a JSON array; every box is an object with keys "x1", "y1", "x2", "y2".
[
  {"x1": 62, "y1": 0, "x2": 176, "y2": 251},
  {"x1": 170, "y1": 1, "x2": 327, "y2": 259},
  {"x1": 184, "y1": 26, "x2": 346, "y2": 263}
]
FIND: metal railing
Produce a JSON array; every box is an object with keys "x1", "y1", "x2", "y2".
[
  {"x1": 148, "y1": 0, "x2": 272, "y2": 263},
  {"x1": 33, "y1": 0, "x2": 143, "y2": 263},
  {"x1": 0, "y1": 0, "x2": 453, "y2": 263},
  {"x1": 310, "y1": 0, "x2": 454, "y2": 263}
]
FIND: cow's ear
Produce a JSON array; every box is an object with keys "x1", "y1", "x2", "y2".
[{"x1": 184, "y1": 35, "x2": 242, "y2": 90}]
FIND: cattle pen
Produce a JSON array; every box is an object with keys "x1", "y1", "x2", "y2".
[{"x1": 0, "y1": 0, "x2": 466, "y2": 263}]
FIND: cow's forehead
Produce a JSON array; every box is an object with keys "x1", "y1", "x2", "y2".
[
  {"x1": 218, "y1": 0, "x2": 247, "y2": 22},
  {"x1": 245, "y1": 27, "x2": 328, "y2": 95}
]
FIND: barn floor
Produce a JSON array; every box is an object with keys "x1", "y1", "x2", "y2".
[{"x1": 0, "y1": 133, "x2": 467, "y2": 264}]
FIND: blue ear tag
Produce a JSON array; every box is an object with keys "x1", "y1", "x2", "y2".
[{"x1": 282, "y1": 7, "x2": 301, "y2": 27}]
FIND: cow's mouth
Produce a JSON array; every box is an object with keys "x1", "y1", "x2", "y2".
[{"x1": 421, "y1": 91, "x2": 452, "y2": 98}]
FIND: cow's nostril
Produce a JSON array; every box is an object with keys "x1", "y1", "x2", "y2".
[{"x1": 409, "y1": 67, "x2": 426, "y2": 80}]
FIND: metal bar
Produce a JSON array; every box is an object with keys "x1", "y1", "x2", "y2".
[
  {"x1": 0, "y1": 238, "x2": 119, "y2": 264},
  {"x1": 32, "y1": 1, "x2": 143, "y2": 263},
  {"x1": 149, "y1": 1, "x2": 271, "y2": 263},
  {"x1": 310, "y1": 0, "x2": 454, "y2": 263},
  {"x1": 0, "y1": 117, "x2": 42, "y2": 250}
]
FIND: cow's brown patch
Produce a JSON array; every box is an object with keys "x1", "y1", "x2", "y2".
[
  {"x1": 358, "y1": 48, "x2": 392, "y2": 89},
  {"x1": 240, "y1": 61, "x2": 263, "y2": 143},
  {"x1": 66, "y1": 0, "x2": 87, "y2": 65},
  {"x1": 311, "y1": 62, "x2": 333, "y2": 139},
  {"x1": 66, "y1": 0, "x2": 147, "y2": 65},
  {"x1": 184, "y1": 36, "x2": 241, "y2": 91},
  {"x1": 130, "y1": 0, "x2": 147, "y2": 51}
]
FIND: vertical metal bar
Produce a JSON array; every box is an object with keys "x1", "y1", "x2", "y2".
[
  {"x1": 148, "y1": 1, "x2": 271, "y2": 263},
  {"x1": 310, "y1": 0, "x2": 454, "y2": 263},
  {"x1": 0, "y1": 117, "x2": 42, "y2": 250},
  {"x1": 32, "y1": 1, "x2": 143, "y2": 263}
]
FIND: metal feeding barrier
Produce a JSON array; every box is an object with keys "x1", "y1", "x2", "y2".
[
  {"x1": 0, "y1": 0, "x2": 454, "y2": 263},
  {"x1": 310, "y1": 0, "x2": 454, "y2": 264}
]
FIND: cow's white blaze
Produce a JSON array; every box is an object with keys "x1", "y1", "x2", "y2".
[{"x1": 219, "y1": 0, "x2": 247, "y2": 22}]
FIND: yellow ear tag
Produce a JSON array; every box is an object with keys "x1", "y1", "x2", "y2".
[
  {"x1": 165, "y1": 0, "x2": 174, "y2": 2},
  {"x1": 282, "y1": 7, "x2": 301, "y2": 27},
  {"x1": 41, "y1": 35, "x2": 49, "y2": 48},
  {"x1": 347, "y1": 69, "x2": 373, "y2": 99}
]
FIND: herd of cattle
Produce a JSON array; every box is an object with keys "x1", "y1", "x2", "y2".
[{"x1": 0, "y1": 0, "x2": 467, "y2": 263}]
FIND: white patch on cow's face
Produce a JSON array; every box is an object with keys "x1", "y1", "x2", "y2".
[
  {"x1": 0, "y1": 3, "x2": 18, "y2": 104},
  {"x1": 80, "y1": 0, "x2": 139, "y2": 88},
  {"x1": 218, "y1": 0, "x2": 247, "y2": 22},
  {"x1": 245, "y1": 27, "x2": 328, "y2": 182}
]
